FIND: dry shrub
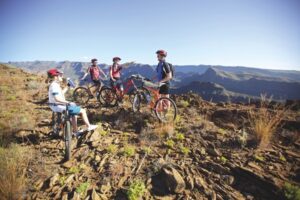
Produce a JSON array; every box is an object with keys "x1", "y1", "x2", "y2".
[
  {"x1": 248, "y1": 95, "x2": 287, "y2": 149},
  {"x1": 153, "y1": 122, "x2": 174, "y2": 138},
  {"x1": 0, "y1": 144, "x2": 31, "y2": 200}
]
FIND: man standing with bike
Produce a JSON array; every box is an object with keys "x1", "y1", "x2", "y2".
[
  {"x1": 81, "y1": 58, "x2": 107, "y2": 97},
  {"x1": 48, "y1": 69, "x2": 98, "y2": 136},
  {"x1": 156, "y1": 50, "x2": 173, "y2": 98},
  {"x1": 110, "y1": 57, "x2": 124, "y2": 97}
]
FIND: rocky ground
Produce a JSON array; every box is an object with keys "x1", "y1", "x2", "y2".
[{"x1": 1, "y1": 64, "x2": 300, "y2": 200}]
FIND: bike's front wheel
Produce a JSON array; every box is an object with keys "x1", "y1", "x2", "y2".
[
  {"x1": 99, "y1": 87, "x2": 118, "y2": 107},
  {"x1": 64, "y1": 121, "x2": 72, "y2": 161},
  {"x1": 73, "y1": 87, "x2": 90, "y2": 105},
  {"x1": 154, "y1": 97, "x2": 177, "y2": 123}
]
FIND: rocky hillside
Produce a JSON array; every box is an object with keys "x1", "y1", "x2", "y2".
[{"x1": 0, "y1": 64, "x2": 300, "y2": 200}]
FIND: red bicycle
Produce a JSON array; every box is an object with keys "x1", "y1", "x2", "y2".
[{"x1": 98, "y1": 75, "x2": 150, "y2": 107}]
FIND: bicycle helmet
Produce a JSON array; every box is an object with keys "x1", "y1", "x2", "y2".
[
  {"x1": 156, "y1": 50, "x2": 167, "y2": 57},
  {"x1": 113, "y1": 57, "x2": 121, "y2": 62},
  {"x1": 47, "y1": 68, "x2": 63, "y2": 78},
  {"x1": 91, "y1": 58, "x2": 98, "y2": 63}
]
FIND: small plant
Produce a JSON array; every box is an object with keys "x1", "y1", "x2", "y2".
[
  {"x1": 283, "y1": 182, "x2": 300, "y2": 200},
  {"x1": 180, "y1": 146, "x2": 190, "y2": 155},
  {"x1": 127, "y1": 180, "x2": 146, "y2": 200},
  {"x1": 280, "y1": 154, "x2": 287, "y2": 162},
  {"x1": 142, "y1": 147, "x2": 152, "y2": 154},
  {"x1": 220, "y1": 156, "x2": 227, "y2": 164},
  {"x1": 68, "y1": 166, "x2": 81, "y2": 174},
  {"x1": 254, "y1": 154, "x2": 264, "y2": 162},
  {"x1": 175, "y1": 114, "x2": 182, "y2": 125},
  {"x1": 218, "y1": 128, "x2": 226, "y2": 136},
  {"x1": 76, "y1": 182, "x2": 90, "y2": 197},
  {"x1": 122, "y1": 145, "x2": 136, "y2": 157},
  {"x1": 175, "y1": 132, "x2": 185, "y2": 141},
  {"x1": 106, "y1": 144, "x2": 118, "y2": 154},
  {"x1": 165, "y1": 139, "x2": 175, "y2": 149},
  {"x1": 59, "y1": 176, "x2": 67, "y2": 186},
  {"x1": 180, "y1": 100, "x2": 189, "y2": 108},
  {"x1": 98, "y1": 128, "x2": 108, "y2": 136}
]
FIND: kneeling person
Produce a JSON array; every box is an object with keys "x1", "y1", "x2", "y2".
[{"x1": 47, "y1": 69, "x2": 97, "y2": 136}]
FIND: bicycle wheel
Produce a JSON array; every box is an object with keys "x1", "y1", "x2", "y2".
[
  {"x1": 154, "y1": 97, "x2": 177, "y2": 123},
  {"x1": 97, "y1": 86, "x2": 109, "y2": 105},
  {"x1": 99, "y1": 87, "x2": 118, "y2": 107},
  {"x1": 132, "y1": 93, "x2": 141, "y2": 112},
  {"x1": 73, "y1": 87, "x2": 90, "y2": 105},
  {"x1": 64, "y1": 121, "x2": 72, "y2": 161},
  {"x1": 52, "y1": 112, "x2": 61, "y2": 136}
]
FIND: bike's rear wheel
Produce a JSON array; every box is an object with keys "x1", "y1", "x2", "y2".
[
  {"x1": 73, "y1": 87, "x2": 90, "y2": 105},
  {"x1": 64, "y1": 121, "x2": 72, "y2": 161},
  {"x1": 154, "y1": 97, "x2": 177, "y2": 123},
  {"x1": 99, "y1": 87, "x2": 118, "y2": 107}
]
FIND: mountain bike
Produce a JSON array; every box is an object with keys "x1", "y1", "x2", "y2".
[
  {"x1": 99, "y1": 75, "x2": 150, "y2": 107},
  {"x1": 132, "y1": 77, "x2": 177, "y2": 123},
  {"x1": 73, "y1": 79, "x2": 109, "y2": 106},
  {"x1": 50, "y1": 103, "x2": 73, "y2": 161}
]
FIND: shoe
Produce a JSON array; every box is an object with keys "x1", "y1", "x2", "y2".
[
  {"x1": 87, "y1": 125, "x2": 98, "y2": 131},
  {"x1": 73, "y1": 130, "x2": 84, "y2": 137}
]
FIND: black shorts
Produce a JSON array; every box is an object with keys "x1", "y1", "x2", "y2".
[
  {"x1": 159, "y1": 83, "x2": 170, "y2": 94},
  {"x1": 92, "y1": 79, "x2": 102, "y2": 86}
]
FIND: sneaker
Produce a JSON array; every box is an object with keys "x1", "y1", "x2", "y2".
[
  {"x1": 87, "y1": 125, "x2": 98, "y2": 131},
  {"x1": 73, "y1": 130, "x2": 84, "y2": 137}
]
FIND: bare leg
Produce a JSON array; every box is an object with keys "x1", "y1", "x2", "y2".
[
  {"x1": 71, "y1": 116, "x2": 78, "y2": 132},
  {"x1": 80, "y1": 108, "x2": 91, "y2": 127}
]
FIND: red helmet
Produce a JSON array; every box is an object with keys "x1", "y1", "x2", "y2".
[
  {"x1": 156, "y1": 50, "x2": 167, "y2": 57},
  {"x1": 91, "y1": 58, "x2": 98, "y2": 63},
  {"x1": 113, "y1": 57, "x2": 121, "y2": 62},
  {"x1": 47, "y1": 68, "x2": 63, "y2": 78}
]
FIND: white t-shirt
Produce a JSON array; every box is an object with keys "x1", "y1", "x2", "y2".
[{"x1": 48, "y1": 81, "x2": 66, "y2": 113}]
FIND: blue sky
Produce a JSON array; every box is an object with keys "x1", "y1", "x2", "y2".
[{"x1": 0, "y1": 0, "x2": 299, "y2": 70}]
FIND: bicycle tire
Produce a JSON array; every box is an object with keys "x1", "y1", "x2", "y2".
[
  {"x1": 73, "y1": 87, "x2": 90, "y2": 105},
  {"x1": 99, "y1": 87, "x2": 118, "y2": 107},
  {"x1": 154, "y1": 97, "x2": 177, "y2": 123},
  {"x1": 97, "y1": 86, "x2": 109, "y2": 105},
  {"x1": 64, "y1": 121, "x2": 72, "y2": 161}
]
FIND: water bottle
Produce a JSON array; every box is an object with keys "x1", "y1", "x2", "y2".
[{"x1": 67, "y1": 78, "x2": 76, "y2": 88}]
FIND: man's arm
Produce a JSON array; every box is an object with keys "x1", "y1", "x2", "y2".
[
  {"x1": 110, "y1": 67, "x2": 115, "y2": 81},
  {"x1": 159, "y1": 63, "x2": 172, "y2": 83},
  {"x1": 99, "y1": 67, "x2": 107, "y2": 78},
  {"x1": 62, "y1": 86, "x2": 69, "y2": 94},
  {"x1": 54, "y1": 95, "x2": 70, "y2": 104}
]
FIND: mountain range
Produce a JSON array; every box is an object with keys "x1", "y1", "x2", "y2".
[{"x1": 4, "y1": 61, "x2": 300, "y2": 102}]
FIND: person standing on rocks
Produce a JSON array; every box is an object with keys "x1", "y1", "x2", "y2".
[
  {"x1": 110, "y1": 57, "x2": 124, "y2": 97},
  {"x1": 47, "y1": 69, "x2": 98, "y2": 136},
  {"x1": 81, "y1": 58, "x2": 107, "y2": 97},
  {"x1": 155, "y1": 50, "x2": 173, "y2": 98}
]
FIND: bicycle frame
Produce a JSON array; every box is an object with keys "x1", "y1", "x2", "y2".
[{"x1": 112, "y1": 78, "x2": 139, "y2": 98}]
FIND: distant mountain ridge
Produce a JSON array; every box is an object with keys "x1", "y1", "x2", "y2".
[{"x1": 4, "y1": 61, "x2": 300, "y2": 102}]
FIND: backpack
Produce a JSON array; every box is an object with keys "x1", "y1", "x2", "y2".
[
  {"x1": 89, "y1": 66, "x2": 100, "y2": 81},
  {"x1": 162, "y1": 62, "x2": 175, "y2": 79}
]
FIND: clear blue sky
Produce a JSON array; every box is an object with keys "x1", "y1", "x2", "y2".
[{"x1": 0, "y1": 0, "x2": 299, "y2": 70}]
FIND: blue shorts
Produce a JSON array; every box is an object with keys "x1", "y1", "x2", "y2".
[{"x1": 68, "y1": 105, "x2": 81, "y2": 115}]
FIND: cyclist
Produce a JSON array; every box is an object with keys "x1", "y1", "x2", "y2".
[
  {"x1": 48, "y1": 69, "x2": 98, "y2": 136},
  {"x1": 81, "y1": 58, "x2": 106, "y2": 97},
  {"x1": 156, "y1": 50, "x2": 172, "y2": 98},
  {"x1": 110, "y1": 57, "x2": 124, "y2": 97}
]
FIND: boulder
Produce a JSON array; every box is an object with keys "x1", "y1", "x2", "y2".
[{"x1": 161, "y1": 166, "x2": 186, "y2": 193}]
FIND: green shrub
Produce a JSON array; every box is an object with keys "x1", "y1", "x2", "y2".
[
  {"x1": 165, "y1": 139, "x2": 175, "y2": 149},
  {"x1": 175, "y1": 132, "x2": 185, "y2": 141},
  {"x1": 127, "y1": 180, "x2": 146, "y2": 200},
  {"x1": 122, "y1": 145, "x2": 136, "y2": 157},
  {"x1": 180, "y1": 146, "x2": 190, "y2": 155},
  {"x1": 76, "y1": 182, "x2": 90, "y2": 197},
  {"x1": 106, "y1": 144, "x2": 118, "y2": 154},
  {"x1": 283, "y1": 182, "x2": 300, "y2": 200}
]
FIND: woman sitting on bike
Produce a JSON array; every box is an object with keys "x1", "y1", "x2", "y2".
[
  {"x1": 47, "y1": 69, "x2": 98, "y2": 136},
  {"x1": 81, "y1": 58, "x2": 106, "y2": 97},
  {"x1": 110, "y1": 57, "x2": 124, "y2": 96}
]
